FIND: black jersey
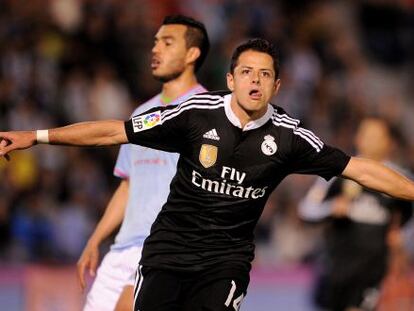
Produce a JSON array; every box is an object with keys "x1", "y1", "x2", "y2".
[{"x1": 124, "y1": 90, "x2": 350, "y2": 273}]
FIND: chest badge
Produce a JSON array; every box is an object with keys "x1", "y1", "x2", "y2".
[
  {"x1": 261, "y1": 135, "x2": 277, "y2": 156},
  {"x1": 199, "y1": 144, "x2": 218, "y2": 168}
]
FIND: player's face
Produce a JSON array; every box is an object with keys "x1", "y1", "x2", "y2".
[
  {"x1": 151, "y1": 24, "x2": 189, "y2": 82},
  {"x1": 226, "y1": 50, "x2": 280, "y2": 115},
  {"x1": 355, "y1": 119, "x2": 392, "y2": 160}
]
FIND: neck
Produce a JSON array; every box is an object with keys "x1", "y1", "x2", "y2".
[
  {"x1": 230, "y1": 95, "x2": 268, "y2": 128},
  {"x1": 161, "y1": 69, "x2": 198, "y2": 105}
]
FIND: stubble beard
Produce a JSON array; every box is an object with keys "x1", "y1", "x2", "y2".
[{"x1": 153, "y1": 68, "x2": 184, "y2": 83}]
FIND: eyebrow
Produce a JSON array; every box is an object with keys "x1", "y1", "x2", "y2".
[
  {"x1": 154, "y1": 35, "x2": 175, "y2": 41},
  {"x1": 239, "y1": 66, "x2": 273, "y2": 72}
]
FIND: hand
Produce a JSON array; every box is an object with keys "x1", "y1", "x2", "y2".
[
  {"x1": 0, "y1": 131, "x2": 36, "y2": 159},
  {"x1": 77, "y1": 241, "x2": 100, "y2": 291},
  {"x1": 0, "y1": 139, "x2": 10, "y2": 161},
  {"x1": 331, "y1": 196, "x2": 351, "y2": 218}
]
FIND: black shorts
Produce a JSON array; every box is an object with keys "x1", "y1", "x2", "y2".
[
  {"x1": 133, "y1": 264, "x2": 249, "y2": 311},
  {"x1": 313, "y1": 272, "x2": 383, "y2": 310}
]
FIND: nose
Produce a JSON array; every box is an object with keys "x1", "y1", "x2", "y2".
[
  {"x1": 152, "y1": 41, "x2": 161, "y2": 54},
  {"x1": 251, "y1": 71, "x2": 260, "y2": 84}
]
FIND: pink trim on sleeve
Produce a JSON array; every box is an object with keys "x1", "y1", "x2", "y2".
[{"x1": 114, "y1": 168, "x2": 129, "y2": 179}]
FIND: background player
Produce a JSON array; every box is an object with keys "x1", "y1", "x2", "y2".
[
  {"x1": 76, "y1": 15, "x2": 209, "y2": 311},
  {"x1": 1, "y1": 39, "x2": 414, "y2": 311},
  {"x1": 299, "y1": 117, "x2": 413, "y2": 311}
]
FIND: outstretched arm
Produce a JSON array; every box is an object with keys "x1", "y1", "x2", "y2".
[
  {"x1": 77, "y1": 179, "x2": 129, "y2": 290},
  {"x1": 0, "y1": 120, "x2": 127, "y2": 157},
  {"x1": 341, "y1": 157, "x2": 414, "y2": 201}
]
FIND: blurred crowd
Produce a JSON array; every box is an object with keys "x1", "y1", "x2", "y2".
[{"x1": 0, "y1": 0, "x2": 414, "y2": 267}]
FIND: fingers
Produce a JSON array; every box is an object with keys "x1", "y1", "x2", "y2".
[
  {"x1": 77, "y1": 248, "x2": 99, "y2": 291},
  {"x1": 0, "y1": 131, "x2": 36, "y2": 157},
  {"x1": 0, "y1": 139, "x2": 10, "y2": 161},
  {"x1": 0, "y1": 136, "x2": 12, "y2": 157},
  {"x1": 77, "y1": 259, "x2": 87, "y2": 291},
  {"x1": 89, "y1": 253, "x2": 98, "y2": 277},
  {"x1": 0, "y1": 144, "x2": 17, "y2": 159}
]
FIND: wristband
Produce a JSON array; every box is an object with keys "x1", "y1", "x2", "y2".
[{"x1": 36, "y1": 130, "x2": 49, "y2": 144}]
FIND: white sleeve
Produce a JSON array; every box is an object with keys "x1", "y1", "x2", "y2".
[{"x1": 298, "y1": 177, "x2": 336, "y2": 221}]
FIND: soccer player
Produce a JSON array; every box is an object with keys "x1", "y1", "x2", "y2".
[
  {"x1": 1, "y1": 39, "x2": 414, "y2": 311},
  {"x1": 299, "y1": 117, "x2": 413, "y2": 311},
  {"x1": 76, "y1": 15, "x2": 209, "y2": 311}
]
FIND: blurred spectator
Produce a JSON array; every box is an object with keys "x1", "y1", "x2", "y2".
[
  {"x1": 52, "y1": 190, "x2": 94, "y2": 262},
  {"x1": 88, "y1": 63, "x2": 131, "y2": 120},
  {"x1": 10, "y1": 192, "x2": 55, "y2": 262},
  {"x1": 61, "y1": 68, "x2": 92, "y2": 122}
]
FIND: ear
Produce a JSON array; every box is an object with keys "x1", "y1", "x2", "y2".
[
  {"x1": 273, "y1": 79, "x2": 281, "y2": 96},
  {"x1": 226, "y1": 72, "x2": 235, "y2": 91},
  {"x1": 186, "y1": 47, "x2": 201, "y2": 66}
]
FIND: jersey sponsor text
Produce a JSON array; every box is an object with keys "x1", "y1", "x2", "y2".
[{"x1": 191, "y1": 166, "x2": 267, "y2": 199}]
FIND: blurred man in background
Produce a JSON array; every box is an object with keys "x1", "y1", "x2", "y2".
[
  {"x1": 76, "y1": 15, "x2": 209, "y2": 311},
  {"x1": 299, "y1": 117, "x2": 413, "y2": 311}
]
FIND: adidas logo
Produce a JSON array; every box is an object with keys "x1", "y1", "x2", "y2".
[{"x1": 203, "y1": 128, "x2": 220, "y2": 141}]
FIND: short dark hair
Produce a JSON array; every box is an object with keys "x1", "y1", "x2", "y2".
[
  {"x1": 230, "y1": 38, "x2": 280, "y2": 79},
  {"x1": 163, "y1": 15, "x2": 210, "y2": 72}
]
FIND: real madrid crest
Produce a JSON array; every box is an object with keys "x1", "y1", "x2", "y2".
[
  {"x1": 199, "y1": 144, "x2": 218, "y2": 168},
  {"x1": 261, "y1": 135, "x2": 277, "y2": 156}
]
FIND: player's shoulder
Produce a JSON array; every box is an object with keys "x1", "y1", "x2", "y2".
[
  {"x1": 269, "y1": 104, "x2": 301, "y2": 131},
  {"x1": 157, "y1": 90, "x2": 228, "y2": 122},
  {"x1": 171, "y1": 90, "x2": 228, "y2": 113},
  {"x1": 197, "y1": 90, "x2": 231, "y2": 97},
  {"x1": 184, "y1": 90, "x2": 230, "y2": 102},
  {"x1": 269, "y1": 103, "x2": 325, "y2": 151}
]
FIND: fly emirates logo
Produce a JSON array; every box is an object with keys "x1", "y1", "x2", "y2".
[{"x1": 191, "y1": 166, "x2": 268, "y2": 199}]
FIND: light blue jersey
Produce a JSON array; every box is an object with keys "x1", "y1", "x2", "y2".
[{"x1": 111, "y1": 85, "x2": 206, "y2": 250}]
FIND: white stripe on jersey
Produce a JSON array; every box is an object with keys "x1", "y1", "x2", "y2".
[
  {"x1": 273, "y1": 114, "x2": 300, "y2": 126},
  {"x1": 162, "y1": 94, "x2": 222, "y2": 117},
  {"x1": 161, "y1": 94, "x2": 223, "y2": 119},
  {"x1": 162, "y1": 102, "x2": 225, "y2": 124},
  {"x1": 273, "y1": 110, "x2": 323, "y2": 144},
  {"x1": 293, "y1": 129, "x2": 323, "y2": 152},
  {"x1": 133, "y1": 265, "x2": 144, "y2": 309},
  {"x1": 160, "y1": 96, "x2": 224, "y2": 123},
  {"x1": 273, "y1": 112, "x2": 323, "y2": 147},
  {"x1": 293, "y1": 127, "x2": 324, "y2": 147},
  {"x1": 295, "y1": 126, "x2": 323, "y2": 146},
  {"x1": 272, "y1": 114, "x2": 324, "y2": 152}
]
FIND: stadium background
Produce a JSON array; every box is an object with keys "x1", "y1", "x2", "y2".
[{"x1": 0, "y1": 0, "x2": 413, "y2": 310}]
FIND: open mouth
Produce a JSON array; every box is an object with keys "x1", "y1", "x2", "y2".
[
  {"x1": 249, "y1": 89, "x2": 262, "y2": 99},
  {"x1": 151, "y1": 58, "x2": 161, "y2": 69}
]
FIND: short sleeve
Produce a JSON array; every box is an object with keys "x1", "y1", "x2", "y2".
[
  {"x1": 287, "y1": 127, "x2": 351, "y2": 180},
  {"x1": 124, "y1": 103, "x2": 189, "y2": 153},
  {"x1": 113, "y1": 144, "x2": 130, "y2": 179}
]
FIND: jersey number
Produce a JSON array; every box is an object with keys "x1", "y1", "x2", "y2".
[{"x1": 224, "y1": 280, "x2": 244, "y2": 310}]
